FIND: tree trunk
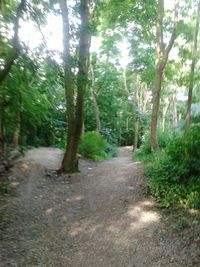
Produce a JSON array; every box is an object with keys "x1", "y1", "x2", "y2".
[
  {"x1": 172, "y1": 89, "x2": 177, "y2": 127},
  {"x1": 89, "y1": 61, "x2": 101, "y2": 133},
  {"x1": 59, "y1": 0, "x2": 75, "y2": 173},
  {"x1": 162, "y1": 97, "x2": 169, "y2": 131},
  {"x1": 60, "y1": 136, "x2": 79, "y2": 173},
  {"x1": 0, "y1": 0, "x2": 26, "y2": 158},
  {"x1": 133, "y1": 121, "x2": 139, "y2": 151},
  {"x1": 13, "y1": 111, "x2": 21, "y2": 149},
  {"x1": 123, "y1": 68, "x2": 129, "y2": 94},
  {"x1": 132, "y1": 75, "x2": 140, "y2": 151},
  {"x1": 60, "y1": 0, "x2": 91, "y2": 173},
  {"x1": 0, "y1": 104, "x2": 7, "y2": 159},
  {"x1": 0, "y1": 0, "x2": 26, "y2": 85},
  {"x1": 150, "y1": 0, "x2": 179, "y2": 151},
  {"x1": 151, "y1": 65, "x2": 163, "y2": 150},
  {"x1": 140, "y1": 83, "x2": 148, "y2": 113},
  {"x1": 185, "y1": 0, "x2": 200, "y2": 132}
]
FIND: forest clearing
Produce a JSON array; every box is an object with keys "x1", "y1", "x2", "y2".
[
  {"x1": 1, "y1": 0, "x2": 200, "y2": 266},
  {"x1": 0, "y1": 147, "x2": 199, "y2": 266}
]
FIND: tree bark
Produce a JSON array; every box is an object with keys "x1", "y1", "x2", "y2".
[
  {"x1": 185, "y1": 0, "x2": 200, "y2": 132},
  {"x1": 60, "y1": 0, "x2": 91, "y2": 173},
  {"x1": 59, "y1": 0, "x2": 76, "y2": 172},
  {"x1": 150, "y1": 0, "x2": 179, "y2": 151}
]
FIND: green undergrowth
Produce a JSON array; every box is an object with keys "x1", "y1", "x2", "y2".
[
  {"x1": 0, "y1": 179, "x2": 11, "y2": 194},
  {"x1": 79, "y1": 131, "x2": 117, "y2": 161},
  {"x1": 134, "y1": 126, "x2": 200, "y2": 210}
]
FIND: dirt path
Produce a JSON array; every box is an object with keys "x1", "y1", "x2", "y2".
[{"x1": 0, "y1": 147, "x2": 199, "y2": 266}]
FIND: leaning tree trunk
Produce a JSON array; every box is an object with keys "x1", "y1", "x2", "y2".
[
  {"x1": 0, "y1": 0, "x2": 26, "y2": 85},
  {"x1": 185, "y1": 0, "x2": 200, "y2": 132},
  {"x1": 60, "y1": 0, "x2": 91, "y2": 173},
  {"x1": 150, "y1": 0, "x2": 179, "y2": 151}
]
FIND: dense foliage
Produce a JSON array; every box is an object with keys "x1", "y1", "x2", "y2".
[{"x1": 135, "y1": 126, "x2": 200, "y2": 209}]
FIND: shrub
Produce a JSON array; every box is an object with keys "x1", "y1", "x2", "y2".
[
  {"x1": 166, "y1": 125, "x2": 200, "y2": 182},
  {"x1": 79, "y1": 131, "x2": 116, "y2": 160},
  {"x1": 136, "y1": 125, "x2": 200, "y2": 209},
  {"x1": 135, "y1": 129, "x2": 180, "y2": 159},
  {"x1": 137, "y1": 132, "x2": 152, "y2": 156}
]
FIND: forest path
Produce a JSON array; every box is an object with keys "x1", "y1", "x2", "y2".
[{"x1": 0, "y1": 147, "x2": 199, "y2": 266}]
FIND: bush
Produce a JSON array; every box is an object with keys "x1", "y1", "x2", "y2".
[
  {"x1": 135, "y1": 129, "x2": 180, "y2": 158},
  {"x1": 79, "y1": 131, "x2": 117, "y2": 160},
  {"x1": 135, "y1": 125, "x2": 200, "y2": 209},
  {"x1": 166, "y1": 126, "x2": 200, "y2": 182}
]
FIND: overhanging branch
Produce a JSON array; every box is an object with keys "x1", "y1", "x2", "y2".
[{"x1": 0, "y1": 0, "x2": 26, "y2": 84}]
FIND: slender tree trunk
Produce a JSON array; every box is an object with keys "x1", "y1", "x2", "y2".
[
  {"x1": 162, "y1": 97, "x2": 169, "y2": 131},
  {"x1": 0, "y1": 101, "x2": 7, "y2": 159},
  {"x1": 151, "y1": 65, "x2": 164, "y2": 150},
  {"x1": 89, "y1": 62, "x2": 101, "y2": 133},
  {"x1": 123, "y1": 68, "x2": 129, "y2": 94},
  {"x1": 133, "y1": 121, "x2": 139, "y2": 151},
  {"x1": 0, "y1": 0, "x2": 26, "y2": 85},
  {"x1": 140, "y1": 83, "x2": 148, "y2": 113},
  {"x1": 0, "y1": 0, "x2": 26, "y2": 158},
  {"x1": 132, "y1": 75, "x2": 140, "y2": 151},
  {"x1": 150, "y1": 0, "x2": 179, "y2": 151},
  {"x1": 13, "y1": 111, "x2": 21, "y2": 149},
  {"x1": 126, "y1": 117, "x2": 129, "y2": 132},
  {"x1": 185, "y1": 0, "x2": 200, "y2": 132},
  {"x1": 178, "y1": 113, "x2": 182, "y2": 123},
  {"x1": 60, "y1": 0, "x2": 91, "y2": 173},
  {"x1": 172, "y1": 89, "x2": 177, "y2": 127}
]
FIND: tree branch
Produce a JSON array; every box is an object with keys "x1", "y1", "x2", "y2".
[
  {"x1": 162, "y1": 0, "x2": 179, "y2": 66},
  {"x1": 0, "y1": 0, "x2": 26, "y2": 84}
]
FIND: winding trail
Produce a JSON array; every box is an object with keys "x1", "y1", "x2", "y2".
[{"x1": 0, "y1": 147, "x2": 199, "y2": 266}]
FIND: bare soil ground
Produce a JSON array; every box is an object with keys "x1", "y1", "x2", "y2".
[{"x1": 0, "y1": 147, "x2": 199, "y2": 267}]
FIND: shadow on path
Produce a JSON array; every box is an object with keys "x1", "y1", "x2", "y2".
[{"x1": 0, "y1": 147, "x2": 199, "y2": 266}]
